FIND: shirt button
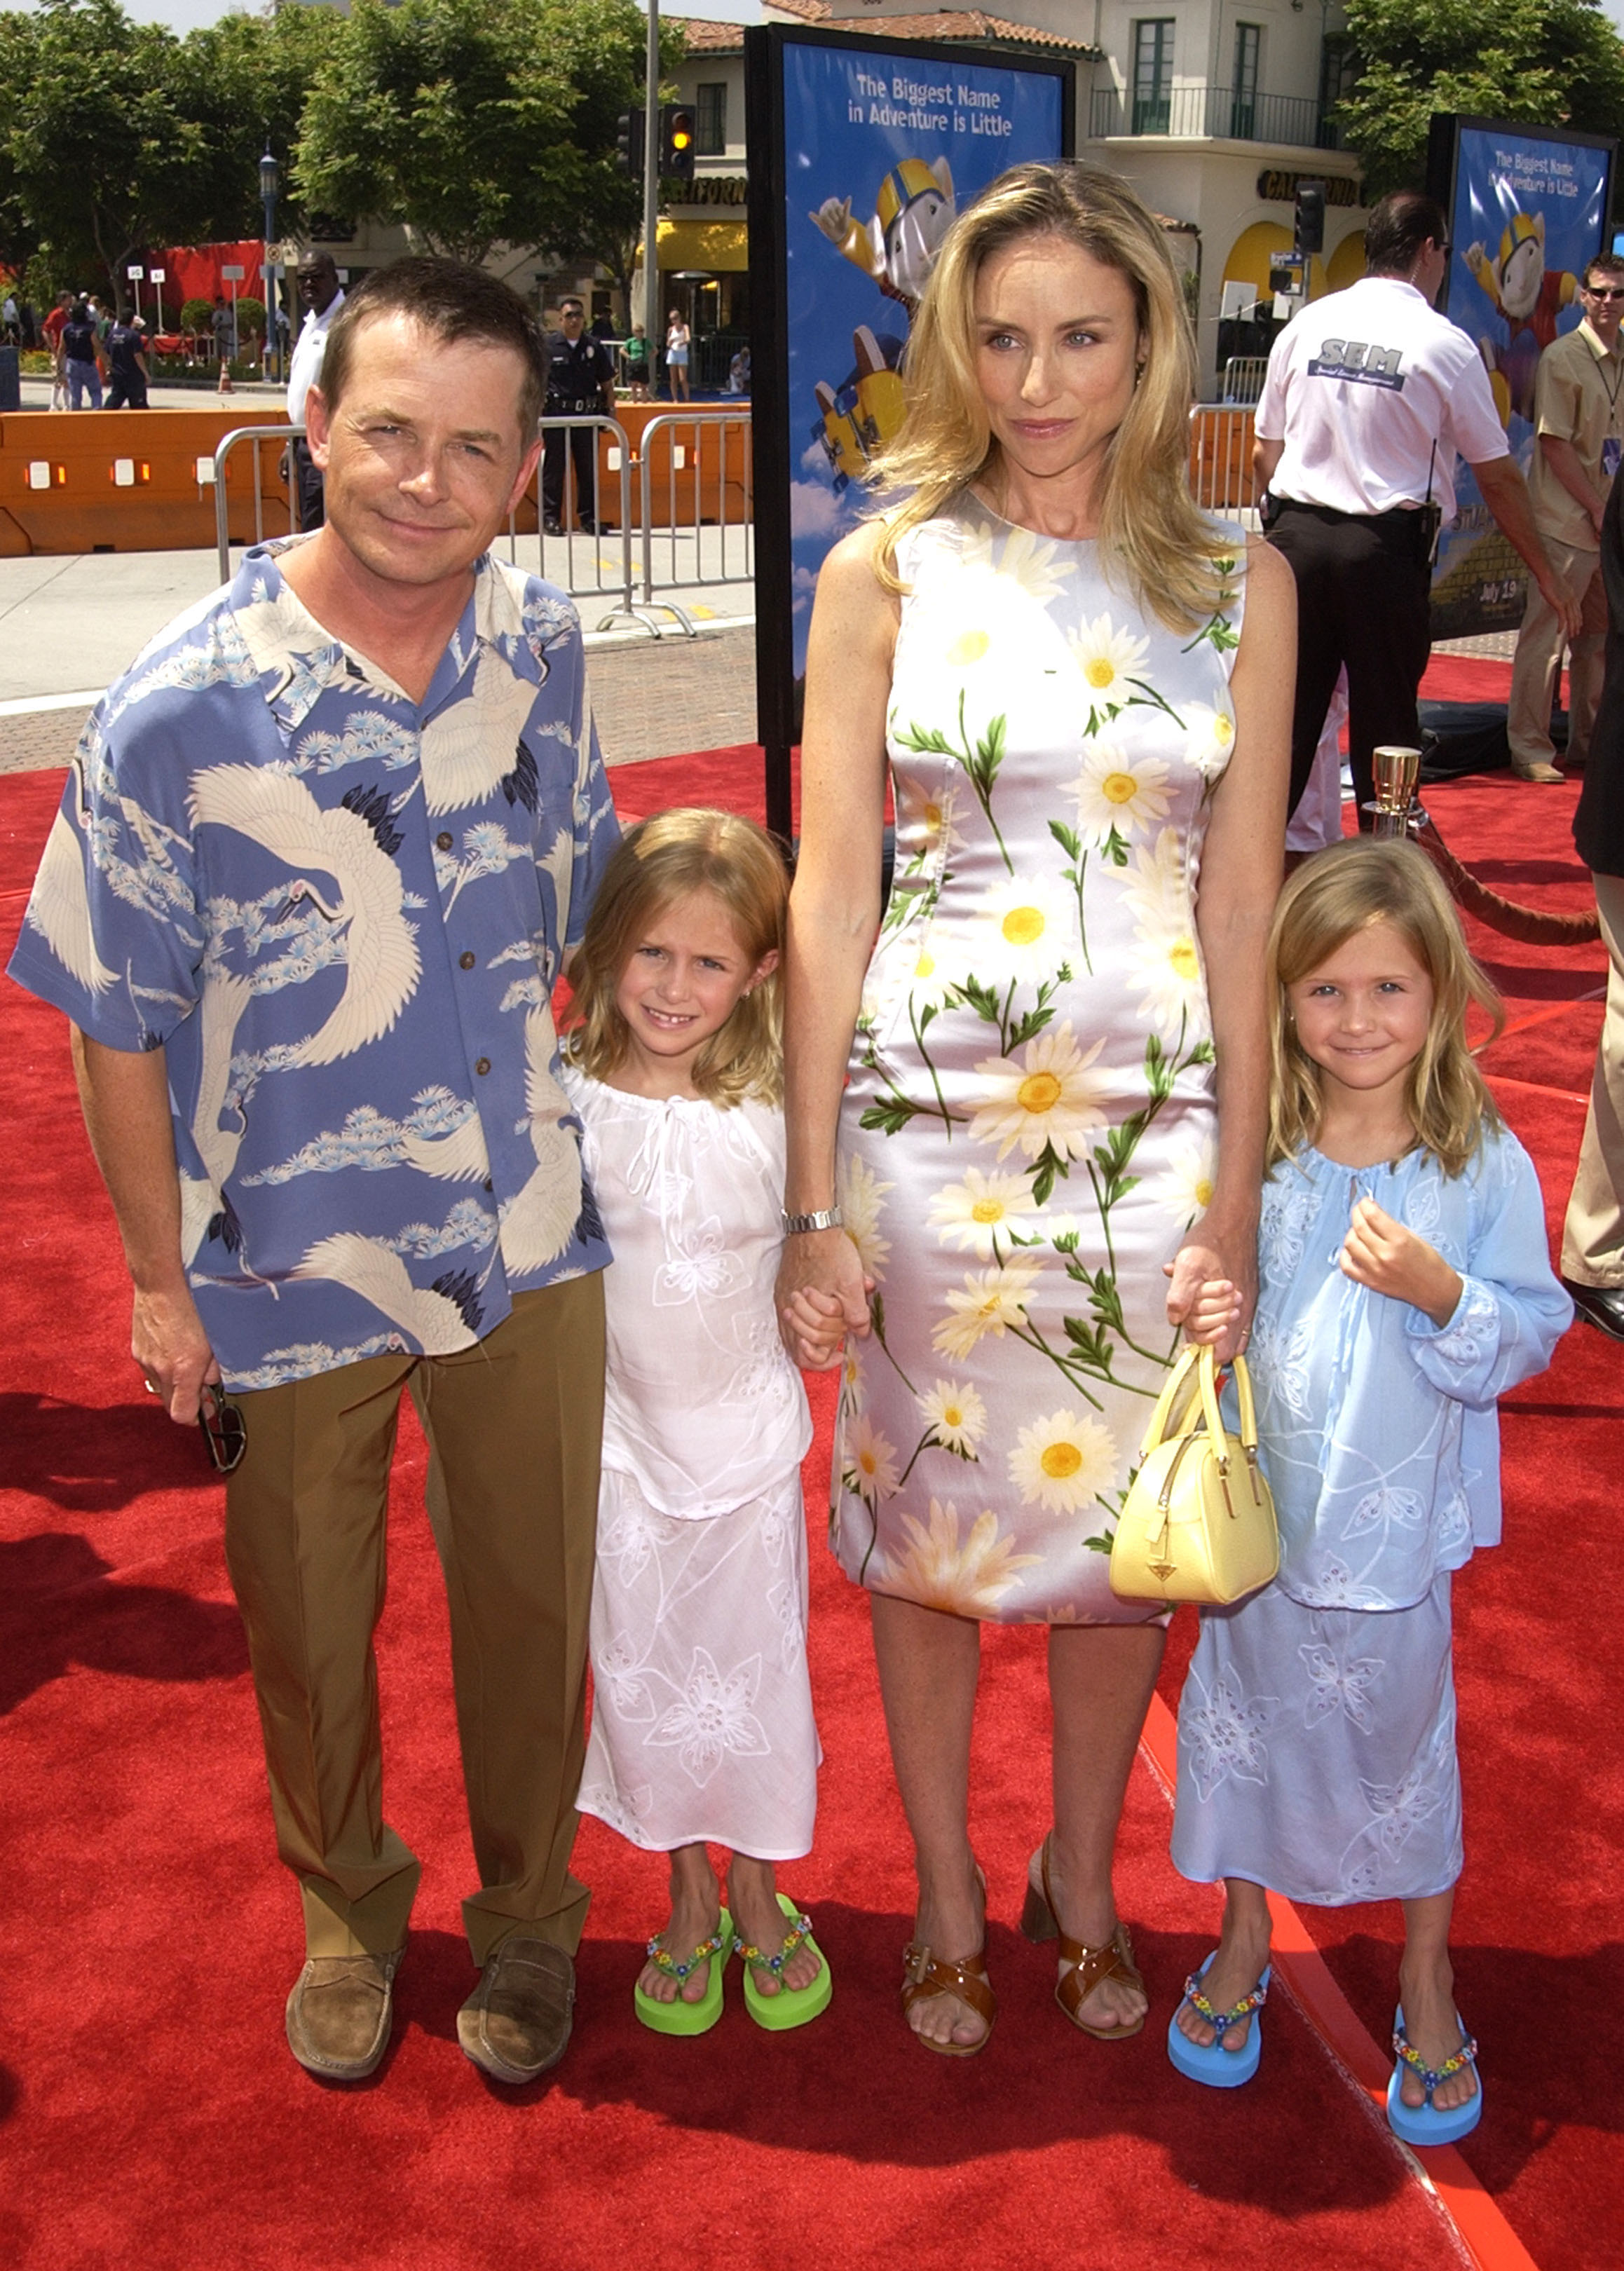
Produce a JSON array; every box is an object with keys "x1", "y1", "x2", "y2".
[
  {"x1": 475, "y1": 1056, "x2": 490, "y2": 1075},
  {"x1": 459, "y1": 950, "x2": 475, "y2": 970},
  {"x1": 436, "y1": 831, "x2": 453, "y2": 851}
]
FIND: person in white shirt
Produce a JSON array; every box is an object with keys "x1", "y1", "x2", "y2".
[
  {"x1": 285, "y1": 250, "x2": 345, "y2": 532},
  {"x1": 1255, "y1": 190, "x2": 1579, "y2": 822},
  {"x1": 1506, "y1": 253, "x2": 1624, "y2": 781}
]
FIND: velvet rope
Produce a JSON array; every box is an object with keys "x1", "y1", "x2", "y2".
[{"x1": 1414, "y1": 812, "x2": 1601, "y2": 947}]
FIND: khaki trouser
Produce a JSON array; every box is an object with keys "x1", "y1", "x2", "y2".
[
  {"x1": 1563, "y1": 872, "x2": 1624, "y2": 1286},
  {"x1": 224, "y1": 1276, "x2": 606, "y2": 1963},
  {"x1": 1508, "y1": 536, "x2": 1608, "y2": 772}
]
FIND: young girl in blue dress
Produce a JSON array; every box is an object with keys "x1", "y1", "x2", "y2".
[{"x1": 1168, "y1": 840, "x2": 1569, "y2": 2141}]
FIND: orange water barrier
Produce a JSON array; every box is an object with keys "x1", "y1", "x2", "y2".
[{"x1": 0, "y1": 402, "x2": 751, "y2": 557}]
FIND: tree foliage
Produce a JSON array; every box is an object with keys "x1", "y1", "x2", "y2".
[
  {"x1": 1339, "y1": 0, "x2": 1624, "y2": 200},
  {"x1": 294, "y1": 0, "x2": 680, "y2": 275}
]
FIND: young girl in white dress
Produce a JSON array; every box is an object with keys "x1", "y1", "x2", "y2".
[
  {"x1": 1170, "y1": 840, "x2": 1569, "y2": 2140},
  {"x1": 564, "y1": 808, "x2": 833, "y2": 2034}
]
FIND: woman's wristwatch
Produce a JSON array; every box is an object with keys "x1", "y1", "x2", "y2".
[{"x1": 782, "y1": 1207, "x2": 844, "y2": 1234}]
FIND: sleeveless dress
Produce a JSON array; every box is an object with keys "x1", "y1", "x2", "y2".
[{"x1": 830, "y1": 495, "x2": 1248, "y2": 1624}]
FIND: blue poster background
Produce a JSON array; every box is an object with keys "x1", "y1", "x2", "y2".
[
  {"x1": 782, "y1": 42, "x2": 1065, "y2": 678},
  {"x1": 1433, "y1": 125, "x2": 1611, "y2": 639}
]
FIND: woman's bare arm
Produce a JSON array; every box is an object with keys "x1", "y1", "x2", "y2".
[
  {"x1": 775, "y1": 522, "x2": 899, "y2": 1365},
  {"x1": 1168, "y1": 533, "x2": 1295, "y2": 1359}
]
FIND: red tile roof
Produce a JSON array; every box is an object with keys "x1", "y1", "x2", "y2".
[{"x1": 674, "y1": 5, "x2": 1098, "y2": 57}]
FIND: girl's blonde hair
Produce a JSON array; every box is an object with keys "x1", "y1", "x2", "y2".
[
  {"x1": 1267, "y1": 840, "x2": 1503, "y2": 1178},
  {"x1": 871, "y1": 160, "x2": 1226, "y2": 635},
  {"x1": 565, "y1": 807, "x2": 786, "y2": 1105}
]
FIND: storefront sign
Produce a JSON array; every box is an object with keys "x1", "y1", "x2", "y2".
[{"x1": 1256, "y1": 169, "x2": 1361, "y2": 209}]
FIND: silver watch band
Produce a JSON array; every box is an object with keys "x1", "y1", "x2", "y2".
[{"x1": 781, "y1": 1206, "x2": 844, "y2": 1235}]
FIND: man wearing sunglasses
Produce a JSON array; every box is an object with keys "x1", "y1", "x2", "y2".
[
  {"x1": 10, "y1": 258, "x2": 617, "y2": 2092},
  {"x1": 1508, "y1": 253, "x2": 1624, "y2": 782}
]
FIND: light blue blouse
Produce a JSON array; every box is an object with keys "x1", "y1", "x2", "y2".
[{"x1": 1246, "y1": 1130, "x2": 1571, "y2": 1611}]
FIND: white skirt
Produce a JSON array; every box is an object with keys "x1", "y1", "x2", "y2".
[
  {"x1": 1170, "y1": 1571, "x2": 1462, "y2": 1905},
  {"x1": 578, "y1": 1465, "x2": 821, "y2": 1859}
]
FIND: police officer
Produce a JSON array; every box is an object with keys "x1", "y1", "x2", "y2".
[
  {"x1": 1254, "y1": 189, "x2": 1581, "y2": 821},
  {"x1": 543, "y1": 297, "x2": 616, "y2": 535}
]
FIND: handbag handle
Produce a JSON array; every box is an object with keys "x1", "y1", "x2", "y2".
[
  {"x1": 1140, "y1": 1344, "x2": 1257, "y2": 1467},
  {"x1": 1138, "y1": 1344, "x2": 1202, "y2": 1461}
]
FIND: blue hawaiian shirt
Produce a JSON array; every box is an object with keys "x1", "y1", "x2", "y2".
[{"x1": 8, "y1": 537, "x2": 620, "y2": 1389}]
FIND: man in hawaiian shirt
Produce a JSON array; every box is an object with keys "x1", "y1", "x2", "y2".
[{"x1": 9, "y1": 258, "x2": 619, "y2": 2087}]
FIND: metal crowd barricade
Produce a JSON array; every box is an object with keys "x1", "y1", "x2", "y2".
[
  {"x1": 637, "y1": 411, "x2": 753, "y2": 631},
  {"x1": 214, "y1": 423, "x2": 303, "y2": 582},
  {"x1": 1220, "y1": 355, "x2": 1269, "y2": 407},
  {"x1": 514, "y1": 415, "x2": 640, "y2": 626},
  {"x1": 1187, "y1": 404, "x2": 1260, "y2": 529}
]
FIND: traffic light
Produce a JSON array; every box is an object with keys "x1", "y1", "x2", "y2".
[
  {"x1": 661, "y1": 105, "x2": 696, "y2": 182},
  {"x1": 1295, "y1": 179, "x2": 1325, "y2": 259},
  {"x1": 616, "y1": 108, "x2": 644, "y2": 178}
]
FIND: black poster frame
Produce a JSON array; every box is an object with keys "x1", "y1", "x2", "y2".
[
  {"x1": 746, "y1": 23, "x2": 1075, "y2": 840},
  {"x1": 1425, "y1": 112, "x2": 1617, "y2": 320}
]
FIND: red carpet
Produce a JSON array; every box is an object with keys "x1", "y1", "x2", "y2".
[{"x1": 2, "y1": 753, "x2": 1618, "y2": 2271}]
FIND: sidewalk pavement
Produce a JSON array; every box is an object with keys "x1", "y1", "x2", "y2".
[{"x1": 0, "y1": 543, "x2": 758, "y2": 777}]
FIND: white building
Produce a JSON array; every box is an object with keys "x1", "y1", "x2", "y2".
[{"x1": 664, "y1": 0, "x2": 1370, "y2": 395}]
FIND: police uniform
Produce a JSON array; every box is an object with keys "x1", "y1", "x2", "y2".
[
  {"x1": 1255, "y1": 273, "x2": 1509, "y2": 817},
  {"x1": 1507, "y1": 316, "x2": 1624, "y2": 777},
  {"x1": 543, "y1": 329, "x2": 615, "y2": 531}
]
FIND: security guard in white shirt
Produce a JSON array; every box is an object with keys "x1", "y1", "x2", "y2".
[{"x1": 1255, "y1": 190, "x2": 1580, "y2": 821}]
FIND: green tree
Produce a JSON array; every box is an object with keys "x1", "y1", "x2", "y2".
[
  {"x1": 1338, "y1": 0, "x2": 1624, "y2": 200},
  {"x1": 0, "y1": 13, "x2": 43, "y2": 281},
  {"x1": 294, "y1": 0, "x2": 681, "y2": 288}
]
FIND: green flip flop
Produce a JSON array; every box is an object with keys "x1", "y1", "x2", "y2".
[
  {"x1": 633, "y1": 1907, "x2": 732, "y2": 2037},
  {"x1": 735, "y1": 1893, "x2": 833, "y2": 2032}
]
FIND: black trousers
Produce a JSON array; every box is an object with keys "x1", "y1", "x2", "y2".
[
  {"x1": 542, "y1": 420, "x2": 598, "y2": 528},
  {"x1": 104, "y1": 375, "x2": 147, "y2": 409},
  {"x1": 292, "y1": 437, "x2": 325, "y2": 533},
  {"x1": 1267, "y1": 500, "x2": 1433, "y2": 824}
]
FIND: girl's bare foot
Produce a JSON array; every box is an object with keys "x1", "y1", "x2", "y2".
[
  {"x1": 1173, "y1": 1892, "x2": 1272, "y2": 2054},
  {"x1": 728, "y1": 1853, "x2": 821, "y2": 1997},
  {"x1": 638, "y1": 1848, "x2": 723, "y2": 2006},
  {"x1": 1398, "y1": 1955, "x2": 1478, "y2": 2114}
]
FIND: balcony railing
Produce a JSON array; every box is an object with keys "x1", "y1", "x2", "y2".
[{"x1": 1091, "y1": 83, "x2": 1342, "y2": 149}]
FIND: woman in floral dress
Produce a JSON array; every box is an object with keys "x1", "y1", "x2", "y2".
[{"x1": 777, "y1": 163, "x2": 1295, "y2": 2053}]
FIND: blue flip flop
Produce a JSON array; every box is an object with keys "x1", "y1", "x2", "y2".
[
  {"x1": 634, "y1": 1907, "x2": 732, "y2": 2036},
  {"x1": 1386, "y1": 2005, "x2": 1482, "y2": 2146},
  {"x1": 1167, "y1": 1952, "x2": 1271, "y2": 2087}
]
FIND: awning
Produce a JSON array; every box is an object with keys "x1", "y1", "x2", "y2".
[{"x1": 635, "y1": 217, "x2": 749, "y2": 274}]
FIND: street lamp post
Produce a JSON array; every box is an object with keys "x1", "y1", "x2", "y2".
[{"x1": 260, "y1": 146, "x2": 280, "y2": 382}]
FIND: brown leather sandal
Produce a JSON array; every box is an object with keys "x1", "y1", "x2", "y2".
[
  {"x1": 1020, "y1": 1832, "x2": 1146, "y2": 2042},
  {"x1": 901, "y1": 1939, "x2": 997, "y2": 2057}
]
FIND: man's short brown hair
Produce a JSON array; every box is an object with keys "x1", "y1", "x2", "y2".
[
  {"x1": 1583, "y1": 252, "x2": 1624, "y2": 291},
  {"x1": 1365, "y1": 191, "x2": 1449, "y2": 279},
  {"x1": 319, "y1": 256, "x2": 547, "y2": 439}
]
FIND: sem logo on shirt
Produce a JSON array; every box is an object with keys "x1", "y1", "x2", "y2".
[{"x1": 1305, "y1": 339, "x2": 1405, "y2": 389}]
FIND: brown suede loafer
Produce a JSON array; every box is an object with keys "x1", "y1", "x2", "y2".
[
  {"x1": 458, "y1": 1937, "x2": 575, "y2": 2083},
  {"x1": 285, "y1": 1948, "x2": 404, "y2": 2080}
]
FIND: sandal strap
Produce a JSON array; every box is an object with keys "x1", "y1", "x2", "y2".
[
  {"x1": 1184, "y1": 1973, "x2": 1269, "y2": 2031},
  {"x1": 734, "y1": 1911, "x2": 813, "y2": 1978},
  {"x1": 1039, "y1": 1837, "x2": 1145, "y2": 2023},
  {"x1": 644, "y1": 1926, "x2": 725, "y2": 1984},
  {"x1": 901, "y1": 1939, "x2": 997, "y2": 2031},
  {"x1": 1393, "y1": 2021, "x2": 1478, "y2": 2096}
]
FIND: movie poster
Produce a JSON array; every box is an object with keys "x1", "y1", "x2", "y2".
[
  {"x1": 749, "y1": 28, "x2": 1068, "y2": 780},
  {"x1": 1431, "y1": 121, "x2": 1613, "y2": 639}
]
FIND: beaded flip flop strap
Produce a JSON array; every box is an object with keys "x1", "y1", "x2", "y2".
[
  {"x1": 1184, "y1": 1973, "x2": 1270, "y2": 2032},
  {"x1": 734, "y1": 1911, "x2": 814, "y2": 1981},
  {"x1": 645, "y1": 1926, "x2": 725, "y2": 1985},
  {"x1": 1393, "y1": 2023, "x2": 1479, "y2": 2098}
]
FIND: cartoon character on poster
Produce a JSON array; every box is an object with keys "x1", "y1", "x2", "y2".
[
  {"x1": 807, "y1": 157, "x2": 955, "y2": 488},
  {"x1": 1464, "y1": 207, "x2": 1578, "y2": 427}
]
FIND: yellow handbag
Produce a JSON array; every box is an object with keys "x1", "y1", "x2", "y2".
[{"x1": 1108, "y1": 1344, "x2": 1278, "y2": 1607}]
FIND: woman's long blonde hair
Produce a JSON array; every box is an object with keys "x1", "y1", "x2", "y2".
[
  {"x1": 1267, "y1": 840, "x2": 1503, "y2": 1178},
  {"x1": 564, "y1": 807, "x2": 786, "y2": 1106},
  {"x1": 871, "y1": 161, "x2": 1226, "y2": 634}
]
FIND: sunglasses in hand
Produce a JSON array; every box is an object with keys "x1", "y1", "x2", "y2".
[{"x1": 200, "y1": 1381, "x2": 247, "y2": 1473}]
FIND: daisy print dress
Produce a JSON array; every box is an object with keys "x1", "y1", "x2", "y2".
[{"x1": 831, "y1": 494, "x2": 1246, "y2": 1624}]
